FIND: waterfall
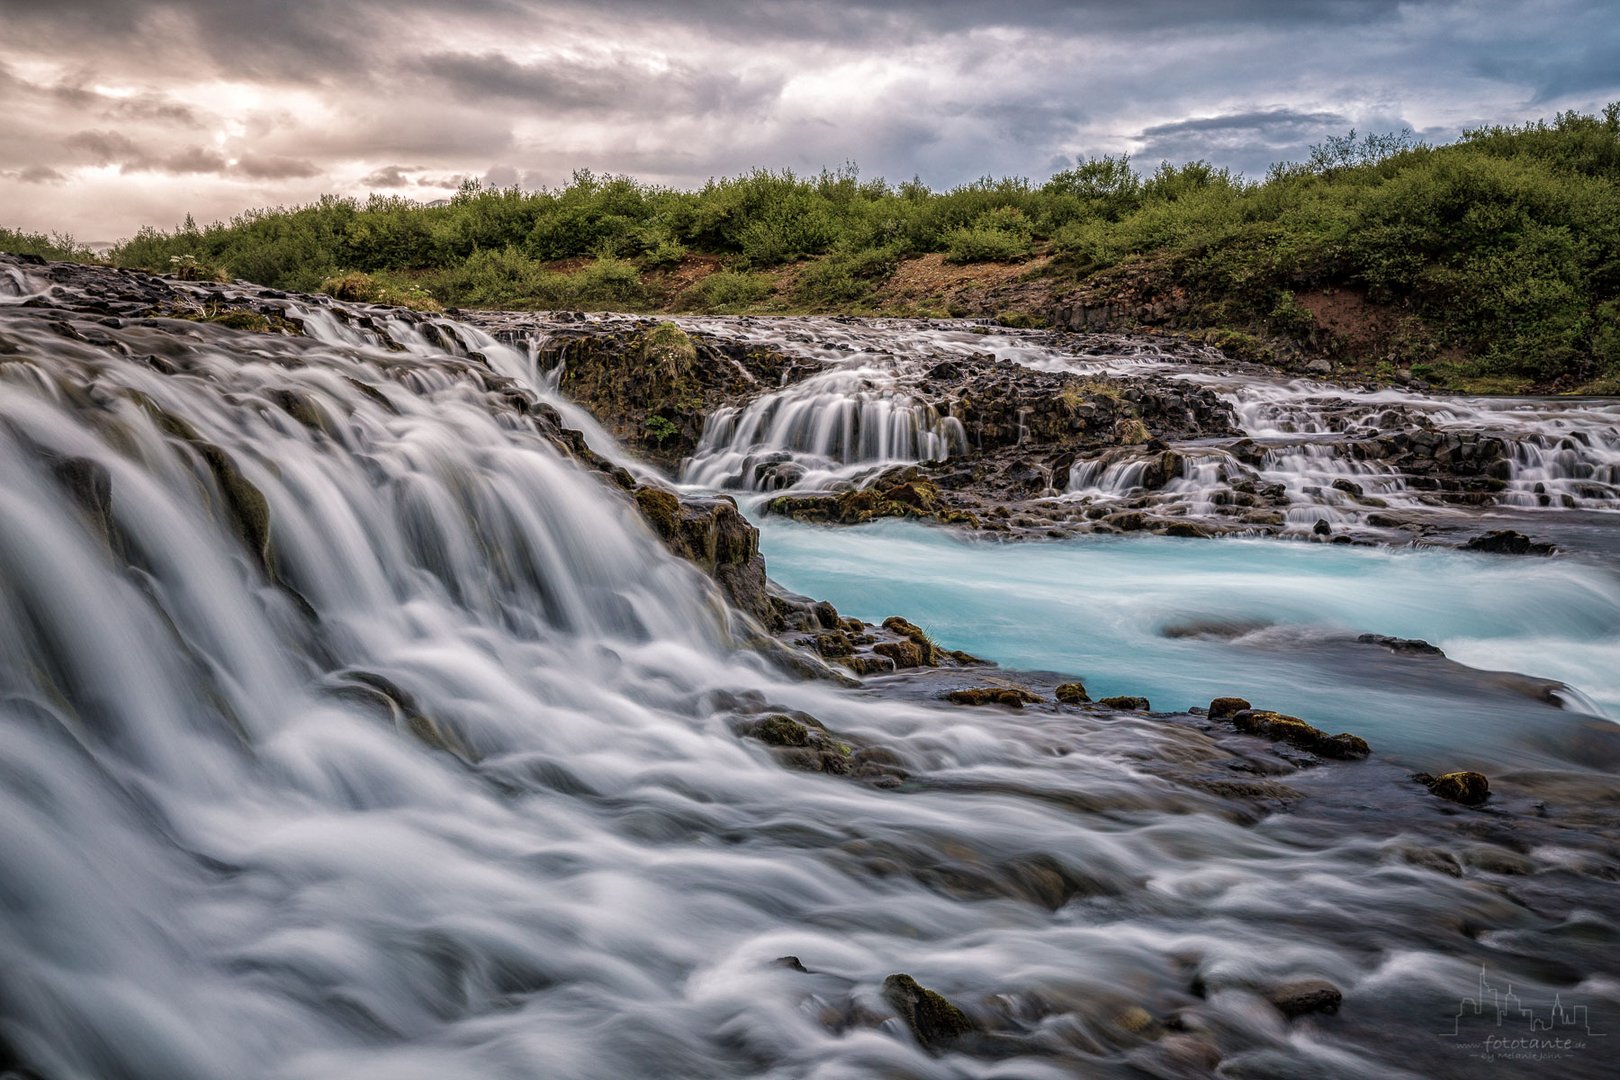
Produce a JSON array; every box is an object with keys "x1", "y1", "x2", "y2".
[{"x1": 3, "y1": 261, "x2": 1618, "y2": 1079}]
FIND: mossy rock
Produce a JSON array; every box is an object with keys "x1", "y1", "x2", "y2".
[
  {"x1": 633, "y1": 485, "x2": 681, "y2": 538},
  {"x1": 874, "y1": 640, "x2": 926, "y2": 669},
  {"x1": 1207, "y1": 696, "x2": 1251, "y2": 720},
  {"x1": 1055, "y1": 681, "x2": 1090, "y2": 704},
  {"x1": 751, "y1": 714, "x2": 813, "y2": 748},
  {"x1": 1231, "y1": 708, "x2": 1370, "y2": 760},
  {"x1": 882, "y1": 973, "x2": 974, "y2": 1051},
  {"x1": 1098, "y1": 695, "x2": 1150, "y2": 711},
  {"x1": 946, "y1": 686, "x2": 1042, "y2": 707},
  {"x1": 1426, "y1": 770, "x2": 1490, "y2": 805}
]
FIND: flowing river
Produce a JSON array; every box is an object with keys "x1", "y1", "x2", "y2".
[{"x1": 2, "y1": 258, "x2": 1618, "y2": 1080}]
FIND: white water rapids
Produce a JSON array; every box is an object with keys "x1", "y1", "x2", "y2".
[{"x1": 2, "y1": 265, "x2": 1618, "y2": 1079}]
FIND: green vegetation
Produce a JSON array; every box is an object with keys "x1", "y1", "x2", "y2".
[
  {"x1": 4, "y1": 104, "x2": 1618, "y2": 389},
  {"x1": 0, "y1": 226, "x2": 95, "y2": 262}
]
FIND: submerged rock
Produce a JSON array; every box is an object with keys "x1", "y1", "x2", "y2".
[
  {"x1": 1463, "y1": 529, "x2": 1556, "y2": 556},
  {"x1": 946, "y1": 686, "x2": 1042, "y2": 707},
  {"x1": 1356, "y1": 633, "x2": 1445, "y2": 657},
  {"x1": 881, "y1": 974, "x2": 974, "y2": 1051},
  {"x1": 1268, "y1": 979, "x2": 1343, "y2": 1018}
]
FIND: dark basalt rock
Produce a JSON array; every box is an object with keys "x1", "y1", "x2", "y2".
[
  {"x1": 1357, "y1": 633, "x2": 1445, "y2": 657},
  {"x1": 881, "y1": 974, "x2": 974, "y2": 1051},
  {"x1": 1267, "y1": 979, "x2": 1343, "y2": 1018},
  {"x1": 1463, "y1": 529, "x2": 1556, "y2": 556},
  {"x1": 537, "y1": 321, "x2": 812, "y2": 467},
  {"x1": 1229, "y1": 709, "x2": 1371, "y2": 760}
]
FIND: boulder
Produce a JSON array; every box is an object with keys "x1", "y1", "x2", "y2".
[
  {"x1": 881, "y1": 974, "x2": 974, "y2": 1051},
  {"x1": 1098, "y1": 695, "x2": 1150, "y2": 711},
  {"x1": 1207, "y1": 696, "x2": 1251, "y2": 720},
  {"x1": 1426, "y1": 771, "x2": 1490, "y2": 805},
  {"x1": 1054, "y1": 681, "x2": 1091, "y2": 704}
]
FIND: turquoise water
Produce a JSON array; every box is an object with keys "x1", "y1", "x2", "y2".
[{"x1": 756, "y1": 517, "x2": 1620, "y2": 768}]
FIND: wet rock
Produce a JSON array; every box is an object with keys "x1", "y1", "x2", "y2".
[
  {"x1": 1463, "y1": 529, "x2": 1556, "y2": 556},
  {"x1": 874, "y1": 640, "x2": 926, "y2": 669},
  {"x1": 1268, "y1": 979, "x2": 1342, "y2": 1018},
  {"x1": 881, "y1": 974, "x2": 974, "y2": 1051},
  {"x1": 1356, "y1": 633, "x2": 1444, "y2": 657},
  {"x1": 838, "y1": 655, "x2": 897, "y2": 676},
  {"x1": 1425, "y1": 770, "x2": 1490, "y2": 805},
  {"x1": 1207, "y1": 696, "x2": 1251, "y2": 720},
  {"x1": 752, "y1": 714, "x2": 813, "y2": 747},
  {"x1": 1055, "y1": 681, "x2": 1091, "y2": 704},
  {"x1": 1230, "y1": 709, "x2": 1370, "y2": 760},
  {"x1": 742, "y1": 712, "x2": 867, "y2": 777},
  {"x1": 776, "y1": 955, "x2": 810, "y2": 973},
  {"x1": 1098, "y1": 695, "x2": 1150, "y2": 711},
  {"x1": 634, "y1": 485, "x2": 770, "y2": 624},
  {"x1": 946, "y1": 686, "x2": 1042, "y2": 707}
]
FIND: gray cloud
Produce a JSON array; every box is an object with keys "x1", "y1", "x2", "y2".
[
  {"x1": 361, "y1": 165, "x2": 421, "y2": 187},
  {"x1": 0, "y1": 0, "x2": 1615, "y2": 239}
]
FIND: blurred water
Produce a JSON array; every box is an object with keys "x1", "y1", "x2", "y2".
[
  {"x1": 2, "y1": 267, "x2": 1617, "y2": 1079},
  {"x1": 756, "y1": 516, "x2": 1620, "y2": 767}
]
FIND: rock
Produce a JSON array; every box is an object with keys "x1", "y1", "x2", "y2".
[
  {"x1": 946, "y1": 686, "x2": 1042, "y2": 707},
  {"x1": 1463, "y1": 529, "x2": 1556, "y2": 556},
  {"x1": 1267, "y1": 979, "x2": 1342, "y2": 1018},
  {"x1": 776, "y1": 956, "x2": 809, "y2": 972},
  {"x1": 837, "y1": 655, "x2": 897, "y2": 676},
  {"x1": 874, "y1": 640, "x2": 926, "y2": 669},
  {"x1": 1427, "y1": 770, "x2": 1490, "y2": 805},
  {"x1": 634, "y1": 486, "x2": 770, "y2": 624},
  {"x1": 1098, "y1": 695, "x2": 1150, "y2": 711},
  {"x1": 881, "y1": 974, "x2": 974, "y2": 1051},
  {"x1": 1054, "y1": 681, "x2": 1091, "y2": 704},
  {"x1": 1312, "y1": 518, "x2": 1332, "y2": 536},
  {"x1": 1230, "y1": 709, "x2": 1370, "y2": 760},
  {"x1": 1356, "y1": 633, "x2": 1444, "y2": 657},
  {"x1": 1207, "y1": 696, "x2": 1251, "y2": 720},
  {"x1": 751, "y1": 714, "x2": 812, "y2": 748}
]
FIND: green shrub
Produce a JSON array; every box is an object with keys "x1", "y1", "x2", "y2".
[
  {"x1": 0, "y1": 226, "x2": 96, "y2": 262},
  {"x1": 684, "y1": 270, "x2": 774, "y2": 312}
]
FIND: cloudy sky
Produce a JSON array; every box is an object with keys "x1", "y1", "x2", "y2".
[{"x1": 3, "y1": 0, "x2": 1616, "y2": 243}]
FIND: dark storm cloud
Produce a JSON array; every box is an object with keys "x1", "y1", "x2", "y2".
[
  {"x1": 2, "y1": 166, "x2": 68, "y2": 184},
  {"x1": 361, "y1": 165, "x2": 421, "y2": 188},
  {"x1": 1133, "y1": 108, "x2": 1355, "y2": 175},
  {"x1": 234, "y1": 155, "x2": 323, "y2": 180},
  {"x1": 420, "y1": 50, "x2": 783, "y2": 117}
]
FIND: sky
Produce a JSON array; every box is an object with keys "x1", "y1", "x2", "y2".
[{"x1": 2, "y1": 0, "x2": 1617, "y2": 243}]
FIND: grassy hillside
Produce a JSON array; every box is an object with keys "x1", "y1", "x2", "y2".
[{"x1": 7, "y1": 105, "x2": 1618, "y2": 392}]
